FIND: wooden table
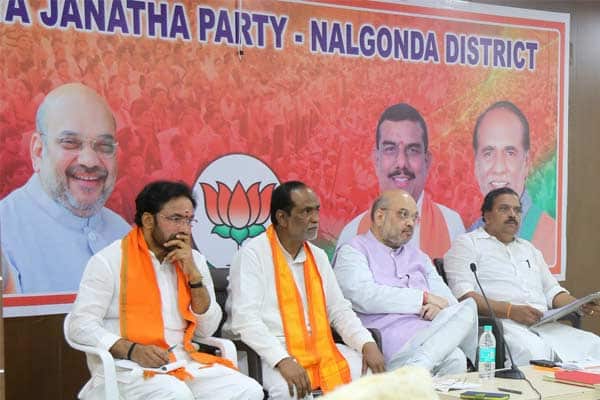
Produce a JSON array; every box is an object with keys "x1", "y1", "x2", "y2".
[{"x1": 437, "y1": 366, "x2": 600, "y2": 400}]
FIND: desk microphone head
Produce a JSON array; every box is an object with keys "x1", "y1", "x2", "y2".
[{"x1": 470, "y1": 263, "x2": 477, "y2": 273}]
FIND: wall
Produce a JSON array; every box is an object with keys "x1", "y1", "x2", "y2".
[{"x1": 3, "y1": 1, "x2": 600, "y2": 398}]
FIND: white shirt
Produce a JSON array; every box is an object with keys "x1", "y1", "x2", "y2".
[
  {"x1": 68, "y1": 239, "x2": 221, "y2": 379},
  {"x1": 223, "y1": 232, "x2": 374, "y2": 367},
  {"x1": 443, "y1": 228, "x2": 565, "y2": 311}
]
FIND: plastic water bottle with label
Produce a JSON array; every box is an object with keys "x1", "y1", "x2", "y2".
[{"x1": 478, "y1": 325, "x2": 496, "y2": 380}]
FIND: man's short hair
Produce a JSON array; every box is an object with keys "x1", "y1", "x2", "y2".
[
  {"x1": 370, "y1": 194, "x2": 390, "y2": 222},
  {"x1": 270, "y1": 181, "x2": 307, "y2": 226},
  {"x1": 481, "y1": 187, "x2": 520, "y2": 217},
  {"x1": 134, "y1": 181, "x2": 196, "y2": 227},
  {"x1": 473, "y1": 101, "x2": 530, "y2": 152},
  {"x1": 376, "y1": 103, "x2": 428, "y2": 151}
]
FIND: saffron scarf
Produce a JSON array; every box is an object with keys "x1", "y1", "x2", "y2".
[
  {"x1": 267, "y1": 225, "x2": 351, "y2": 393},
  {"x1": 357, "y1": 192, "x2": 451, "y2": 259},
  {"x1": 119, "y1": 227, "x2": 235, "y2": 380}
]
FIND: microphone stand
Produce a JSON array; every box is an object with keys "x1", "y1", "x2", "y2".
[{"x1": 470, "y1": 263, "x2": 525, "y2": 380}]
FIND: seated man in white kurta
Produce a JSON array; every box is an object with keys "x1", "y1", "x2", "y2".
[
  {"x1": 223, "y1": 181, "x2": 386, "y2": 400},
  {"x1": 334, "y1": 190, "x2": 477, "y2": 376},
  {"x1": 67, "y1": 181, "x2": 263, "y2": 400},
  {"x1": 444, "y1": 187, "x2": 600, "y2": 366}
]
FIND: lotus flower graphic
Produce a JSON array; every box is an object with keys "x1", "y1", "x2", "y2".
[{"x1": 200, "y1": 181, "x2": 276, "y2": 246}]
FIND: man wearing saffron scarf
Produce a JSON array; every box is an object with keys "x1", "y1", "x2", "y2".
[
  {"x1": 337, "y1": 103, "x2": 464, "y2": 260},
  {"x1": 223, "y1": 181, "x2": 385, "y2": 399},
  {"x1": 334, "y1": 190, "x2": 477, "y2": 375},
  {"x1": 67, "y1": 181, "x2": 263, "y2": 400}
]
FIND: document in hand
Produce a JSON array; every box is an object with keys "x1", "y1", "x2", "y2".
[{"x1": 530, "y1": 291, "x2": 600, "y2": 329}]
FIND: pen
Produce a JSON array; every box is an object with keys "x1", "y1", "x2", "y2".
[
  {"x1": 167, "y1": 344, "x2": 176, "y2": 352},
  {"x1": 498, "y1": 387, "x2": 522, "y2": 395}
]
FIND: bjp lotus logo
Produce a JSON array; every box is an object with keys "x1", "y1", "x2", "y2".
[
  {"x1": 193, "y1": 154, "x2": 279, "y2": 266},
  {"x1": 200, "y1": 181, "x2": 276, "y2": 246}
]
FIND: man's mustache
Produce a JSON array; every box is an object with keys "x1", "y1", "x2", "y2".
[
  {"x1": 387, "y1": 167, "x2": 415, "y2": 180},
  {"x1": 66, "y1": 165, "x2": 108, "y2": 179},
  {"x1": 505, "y1": 217, "x2": 518, "y2": 224}
]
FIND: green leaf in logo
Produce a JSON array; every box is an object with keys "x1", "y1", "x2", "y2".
[
  {"x1": 247, "y1": 224, "x2": 266, "y2": 238},
  {"x1": 211, "y1": 225, "x2": 232, "y2": 239},
  {"x1": 230, "y1": 227, "x2": 249, "y2": 246}
]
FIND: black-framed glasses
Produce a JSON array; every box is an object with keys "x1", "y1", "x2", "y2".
[
  {"x1": 40, "y1": 133, "x2": 118, "y2": 157},
  {"x1": 158, "y1": 213, "x2": 198, "y2": 227}
]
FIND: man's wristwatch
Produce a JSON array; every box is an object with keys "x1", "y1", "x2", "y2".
[{"x1": 189, "y1": 280, "x2": 204, "y2": 288}]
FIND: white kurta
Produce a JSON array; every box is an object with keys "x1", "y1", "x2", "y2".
[
  {"x1": 223, "y1": 231, "x2": 374, "y2": 399},
  {"x1": 68, "y1": 239, "x2": 262, "y2": 400},
  {"x1": 444, "y1": 228, "x2": 600, "y2": 365}
]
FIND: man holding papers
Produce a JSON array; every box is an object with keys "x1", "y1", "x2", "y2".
[
  {"x1": 444, "y1": 187, "x2": 600, "y2": 366},
  {"x1": 67, "y1": 181, "x2": 263, "y2": 400}
]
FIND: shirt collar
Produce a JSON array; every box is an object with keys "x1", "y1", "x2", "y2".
[
  {"x1": 273, "y1": 230, "x2": 307, "y2": 264},
  {"x1": 25, "y1": 174, "x2": 105, "y2": 231},
  {"x1": 365, "y1": 230, "x2": 406, "y2": 256},
  {"x1": 474, "y1": 226, "x2": 525, "y2": 245}
]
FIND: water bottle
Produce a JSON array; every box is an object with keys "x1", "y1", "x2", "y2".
[{"x1": 478, "y1": 325, "x2": 496, "y2": 380}]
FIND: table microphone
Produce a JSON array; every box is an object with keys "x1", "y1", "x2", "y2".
[{"x1": 470, "y1": 262, "x2": 525, "y2": 379}]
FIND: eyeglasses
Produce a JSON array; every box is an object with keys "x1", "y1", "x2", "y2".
[
  {"x1": 40, "y1": 133, "x2": 118, "y2": 157},
  {"x1": 158, "y1": 213, "x2": 198, "y2": 227},
  {"x1": 381, "y1": 208, "x2": 420, "y2": 224}
]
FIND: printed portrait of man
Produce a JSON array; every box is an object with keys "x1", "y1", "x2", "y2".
[
  {"x1": 337, "y1": 103, "x2": 465, "y2": 260},
  {"x1": 0, "y1": 82, "x2": 130, "y2": 294},
  {"x1": 468, "y1": 101, "x2": 556, "y2": 265}
]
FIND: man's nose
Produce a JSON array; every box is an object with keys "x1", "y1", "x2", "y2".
[
  {"x1": 76, "y1": 143, "x2": 102, "y2": 166},
  {"x1": 491, "y1": 154, "x2": 508, "y2": 174}
]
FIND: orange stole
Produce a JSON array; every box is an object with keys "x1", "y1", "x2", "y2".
[
  {"x1": 119, "y1": 227, "x2": 235, "y2": 381},
  {"x1": 356, "y1": 192, "x2": 451, "y2": 260},
  {"x1": 266, "y1": 226, "x2": 350, "y2": 393}
]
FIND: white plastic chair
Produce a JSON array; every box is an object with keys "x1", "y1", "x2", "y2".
[{"x1": 64, "y1": 313, "x2": 238, "y2": 400}]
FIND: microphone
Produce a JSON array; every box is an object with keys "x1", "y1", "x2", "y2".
[{"x1": 470, "y1": 262, "x2": 525, "y2": 380}]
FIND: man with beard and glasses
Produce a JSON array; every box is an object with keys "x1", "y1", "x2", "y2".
[
  {"x1": 334, "y1": 190, "x2": 477, "y2": 375},
  {"x1": 337, "y1": 103, "x2": 464, "y2": 261},
  {"x1": 0, "y1": 83, "x2": 130, "y2": 293},
  {"x1": 223, "y1": 181, "x2": 385, "y2": 399},
  {"x1": 444, "y1": 187, "x2": 600, "y2": 366},
  {"x1": 67, "y1": 181, "x2": 263, "y2": 400}
]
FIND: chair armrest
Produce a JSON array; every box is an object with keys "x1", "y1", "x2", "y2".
[
  {"x1": 63, "y1": 314, "x2": 119, "y2": 400},
  {"x1": 192, "y1": 336, "x2": 238, "y2": 367}
]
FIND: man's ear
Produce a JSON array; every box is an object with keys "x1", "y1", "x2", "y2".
[
  {"x1": 275, "y1": 210, "x2": 288, "y2": 228},
  {"x1": 30, "y1": 132, "x2": 44, "y2": 172},
  {"x1": 141, "y1": 212, "x2": 155, "y2": 230},
  {"x1": 424, "y1": 150, "x2": 432, "y2": 171}
]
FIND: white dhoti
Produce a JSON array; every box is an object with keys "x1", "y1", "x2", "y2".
[
  {"x1": 503, "y1": 320, "x2": 600, "y2": 366},
  {"x1": 387, "y1": 298, "x2": 478, "y2": 376},
  {"x1": 80, "y1": 363, "x2": 263, "y2": 400}
]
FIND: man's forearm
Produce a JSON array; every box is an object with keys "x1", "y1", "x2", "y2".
[
  {"x1": 552, "y1": 291, "x2": 576, "y2": 309},
  {"x1": 460, "y1": 291, "x2": 511, "y2": 318},
  {"x1": 190, "y1": 285, "x2": 211, "y2": 314}
]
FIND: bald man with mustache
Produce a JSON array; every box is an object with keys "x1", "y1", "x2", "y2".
[
  {"x1": 334, "y1": 190, "x2": 477, "y2": 376},
  {"x1": 0, "y1": 82, "x2": 130, "y2": 294}
]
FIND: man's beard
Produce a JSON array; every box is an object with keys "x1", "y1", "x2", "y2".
[{"x1": 40, "y1": 162, "x2": 114, "y2": 218}]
